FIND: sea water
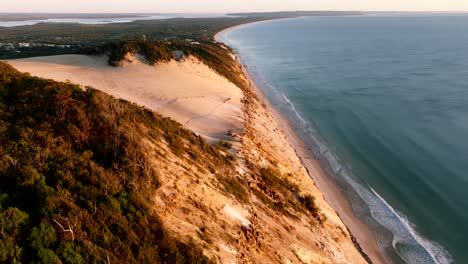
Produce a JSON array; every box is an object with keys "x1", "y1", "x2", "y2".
[{"x1": 218, "y1": 14, "x2": 468, "y2": 263}]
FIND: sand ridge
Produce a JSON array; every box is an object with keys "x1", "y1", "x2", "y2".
[{"x1": 7, "y1": 54, "x2": 244, "y2": 143}]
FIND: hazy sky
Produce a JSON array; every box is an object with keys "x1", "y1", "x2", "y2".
[{"x1": 3, "y1": 0, "x2": 468, "y2": 13}]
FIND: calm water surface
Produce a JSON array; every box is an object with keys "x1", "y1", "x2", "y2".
[{"x1": 219, "y1": 14, "x2": 468, "y2": 263}]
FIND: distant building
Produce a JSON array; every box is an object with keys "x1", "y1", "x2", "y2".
[{"x1": 18, "y1": 42, "x2": 30, "y2": 48}]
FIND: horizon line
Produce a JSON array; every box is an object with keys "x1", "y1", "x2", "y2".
[{"x1": 1, "y1": 10, "x2": 468, "y2": 14}]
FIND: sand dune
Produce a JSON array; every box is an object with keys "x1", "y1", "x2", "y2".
[
  {"x1": 7, "y1": 54, "x2": 244, "y2": 143},
  {"x1": 7, "y1": 53, "x2": 378, "y2": 263}
]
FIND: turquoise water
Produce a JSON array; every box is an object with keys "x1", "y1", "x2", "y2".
[{"x1": 219, "y1": 14, "x2": 468, "y2": 263}]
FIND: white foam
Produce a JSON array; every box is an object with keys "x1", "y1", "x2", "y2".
[
  {"x1": 281, "y1": 92, "x2": 307, "y2": 125},
  {"x1": 370, "y1": 188, "x2": 453, "y2": 264},
  {"x1": 322, "y1": 150, "x2": 343, "y2": 173},
  {"x1": 220, "y1": 27, "x2": 454, "y2": 263},
  {"x1": 341, "y1": 170, "x2": 452, "y2": 264}
]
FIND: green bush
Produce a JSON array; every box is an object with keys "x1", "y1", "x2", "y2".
[
  {"x1": 259, "y1": 167, "x2": 299, "y2": 193},
  {"x1": 218, "y1": 139, "x2": 232, "y2": 149},
  {"x1": 86, "y1": 38, "x2": 173, "y2": 66},
  {"x1": 254, "y1": 167, "x2": 321, "y2": 220},
  {"x1": 216, "y1": 174, "x2": 248, "y2": 203}
]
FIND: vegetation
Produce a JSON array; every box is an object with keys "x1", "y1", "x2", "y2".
[
  {"x1": 168, "y1": 41, "x2": 252, "y2": 94},
  {"x1": 83, "y1": 39, "x2": 173, "y2": 66},
  {"x1": 254, "y1": 167, "x2": 321, "y2": 221},
  {"x1": 79, "y1": 38, "x2": 253, "y2": 97},
  {"x1": 259, "y1": 168, "x2": 300, "y2": 193},
  {"x1": 0, "y1": 13, "x2": 331, "y2": 261},
  {"x1": 0, "y1": 17, "x2": 263, "y2": 60},
  {"x1": 217, "y1": 139, "x2": 233, "y2": 150},
  {"x1": 0, "y1": 62, "x2": 219, "y2": 263},
  {"x1": 215, "y1": 174, "x2": 248, "y2": 203},
  {"x1": 300, "y1": 195, "x2": 320, "y2": 219}
]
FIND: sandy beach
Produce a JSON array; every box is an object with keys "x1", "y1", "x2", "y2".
[
  {"x1": 7, "y1": 54, "x2": 244, "y2": 144},
  {"x1": 215, "y1": 29, "x2": 389, "y2": 264}
]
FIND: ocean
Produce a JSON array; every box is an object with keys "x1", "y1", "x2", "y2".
[{"x1": 218, "y1": 14, "x2": 468, "y2": 263}]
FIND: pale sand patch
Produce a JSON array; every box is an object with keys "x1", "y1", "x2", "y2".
[
  {"x1": 218, "y1": 244, "x2": 238, "y2": 255},
  {"x1": 293, "y1": 244, "x2": 333, "y2": 264},
  {"x1": 7, "y1": 54, "x2": 244, "y2": 143},
  {"x1": 223, "y1": 204, "x2": 251, "y2": 227}
]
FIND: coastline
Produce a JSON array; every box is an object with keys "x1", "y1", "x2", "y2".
[
  {"x1": 215, "y1": 24, "x2": 389, "y2": 264},
  {"x1": 213, "y1": 17, "x2": 297, "y2": 41}
]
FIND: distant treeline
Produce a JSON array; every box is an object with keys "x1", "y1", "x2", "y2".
[
  {"x1": 0, "y1": 17, "x2": 262, "y2": 60},
  {"x1": 0, "y1": 13, "x2": 153, "y2": 22},
  {"x1": 229, "y1": 11, "x2": 365, "y2": 18},
  {"x1": 0, "y1": 11, "x2": 368, "y2": 60}
]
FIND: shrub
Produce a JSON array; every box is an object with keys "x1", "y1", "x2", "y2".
[
  {"x1": 218, "y1": 139, "x2": 232, "y2": 149},
  {"x1": 85, "y1": 38, "x2": 173, "y2": 66},
  {"x1": 216, "y1": 174, "x2": 248, "y2": 203},
  {"x1": 300, "y1": 195, "x2": 319, "y2": 217},
  {"x1": 259, "y1": 167, "x2": 299, "y2": 193}
]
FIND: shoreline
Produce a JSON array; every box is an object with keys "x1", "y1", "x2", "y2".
[
  {"x1": 215, "y1": 24, "x2": 389, "y2": 264},
  {"x1": 213, "y1": 17, "x2": 296, "y2": 41}
]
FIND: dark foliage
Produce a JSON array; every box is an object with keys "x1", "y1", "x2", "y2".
[
  {"x1": 83, "y1": 39, "x2": 173, "y2": 66},
  {"x1": 255, "y1": 167, "x2": 321, "y2": 220},
  {"x1": 259, "y1": 168, "x2": 299, "y2": 193},
  {"x1": 83, "y1": 39, "x2": 253, "y2": 98},
  {"x1": 0, "y1": 62, "x2": 214, "y2": 263},
  {"x1": 217, "y1": 140, "x2": 232, "y2": 150},
  {"x1": 299, "y1": 195, "x2": 319, "y2": 218},
  {"x1": 215, "y1": 174, "x2": 248, "y2": 203}
]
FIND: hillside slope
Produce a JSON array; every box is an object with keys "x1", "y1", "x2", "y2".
[
  {"x1": 1, "y1": 52, "x2": 370, "y2": 264},
  {"x1": 0, "y1": 62, "x2": 221, "y2": 263},
  {"x1": 8, "y1": 54, "x2": 244, "y2": 144}
]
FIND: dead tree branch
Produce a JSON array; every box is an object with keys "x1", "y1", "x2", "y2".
[{"x1": 53, "y1": 218, "x2": 76, "y2": 241}]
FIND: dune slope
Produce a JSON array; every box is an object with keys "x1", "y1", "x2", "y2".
[
  {"x1": 8, "y1": 54, "x2": 244, "y2": 143},
  {"x1": 3, "y1": 54, "x2": 372, "y2": 263}
]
